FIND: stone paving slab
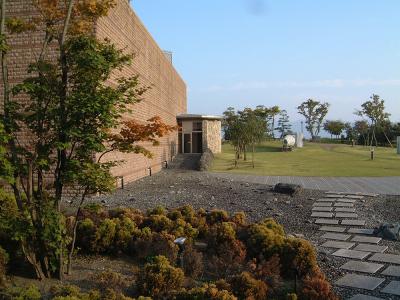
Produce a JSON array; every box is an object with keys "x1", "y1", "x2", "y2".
[
  {"x1": 311, "y1": 212, "x2": 334, "y2": 218},
  {"x1": 348, "y1": 294, "x2": 384, "y2": 300},
  {"x1": 321, "y1": 232, "x2": 351, "y2": 241},
  {"x1": 382, "y1": 266, "x2": 400, "y2": 277},
  {"x1": 326, "y1": 194, "x2": 344, "y2": 198},
  {"x1": 351, "y1": 236, "x2": 381, "y2": 244},
  {"x1": 312, "y1": 206, "x2": 333, "y2": 212},
  {"x1": 333, "y1": 249, "x2": 371, "y2": 259},
  {"x1": 335, "y1": 273, "x2": 385, "y2": 290},
  {"x1": 317, "y1": 198, "x2": 338, "y2": 202},
  {"x1": 319, "y1": 226, "x2": 347, "y2": 232},
  {"x1": 315, "y1": 219, "x2": 339, "y2": 225},
  {"x1": 348, "y1": 228, "x2": 375, "y2": 235},
  {"x1": 342, "y1": 220, "x2": 366, "y2": 226},
  {"x1": 340, "y1": 260, "x2": 384, "y2": 274},
  {"x1": 344, "y1": 195, "x2": 364, "y2": 199},
  {"x1": 353, "y1": 244, "x2": 388, "y2": 253},
  {"x1": 336, "y1": 213, "x2": 359, "y2": 218},
  {"x1": 313, "y1": 202, "x2": 333, "y2": 207},
  {"x1": 369, "y1": 253, "x2": 400, "y2": 265},
  {"x1": 335, "y1": 207, "x2": 356, "y2": 212},
  {"x1": 334, "y1": 202, "x2": 354, "y2": 207},
  {"x1": 208, "y1": 173, "x2": 396, "y2": 195},
  {"x1": 321, "y1": 240, "x2": 355, "y2": 249},
  {"x1": 381, "y1": 280, "x2": 400, "y2": 296},
  {"x1": 337, "y1": 199, "x2": 357, "y2": 203}
]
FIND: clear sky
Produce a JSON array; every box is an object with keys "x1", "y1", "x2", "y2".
[{"x1": 133, "y1": 0, "x2": 400, "y2": 124}]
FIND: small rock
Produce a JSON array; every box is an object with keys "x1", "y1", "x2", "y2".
[
  {"x1": 306, "y1": 219, "x2": 312, "y2": 224},
  {"x1": 294, "y1": 233, "x2": 304, "y2": 238},
  {"x1": 296, "y1": 204, "x2": 303, "y2": 208},
  {"x1": 273, "y1": 213, "x2": 283, "y2": 217},
  {"x1": 285, "y1": 201, "x2": 291, "y2": 205}
]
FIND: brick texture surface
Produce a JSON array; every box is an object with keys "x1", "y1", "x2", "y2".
[{"x1": 4, "y1": 0, "x2": 187, "y2": 186}]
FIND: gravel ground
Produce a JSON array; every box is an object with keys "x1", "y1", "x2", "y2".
[{"x1": 86, "y1": 169, "x2": 400, "y2": 300}]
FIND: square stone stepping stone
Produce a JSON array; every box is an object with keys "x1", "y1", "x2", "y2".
[
  {"x1": 336, "y1": 213, "x2": 358, "y2": 218},
  {"x1": 317, "y1": 198, "x2": 337, "y2": 202},
  {"x1": 321, "y1": 232, "x2": 351, "y2": 241},
  {"x1": 334, "y1": 202, "x2": 354, "y2": 207},
  {"x1": 348, "y1": 294, "x2": 384, "y2": 300},
  {"x1": 382, "y1": 266, "x2": 400, "y2": 277},
  {"x1": 335, "y1": 207, "x2": 356, "y2": 213},
  {"x1": 342, "y1": 219, "x2": 366, "y2": 226},
  {"x1": 319, "y1": 226, "x2": 347, "y2": 232},
  {"x1": 344, "y1": 195, "x2": 364, "y2": 199},
  {"x1": 369, "y1": 253, "x2": 400, "y2": 265},
  {"x1": 381, "y1": 280, "x2": 400, "y2": 296},
  {"x1": 311, "y1": 212, "x2": 334, "y2": 218},
  {"x1": 340, "y1": 260, "x2": 384, "y2": 274},
  {"x1": 337, "y1": 198, "x2": 357, "y2": 203},
  {"x1": 315, "y1": 219, "x2": 339, "y2": 225},
  {"x1": 326, "y1": 194, "x2": 344, "y2": 198},
  {"x1": 313, "y1": 202, "x2": 332, "y2": 207},
  {"x1": 353, "y1": 244, "x2": 388, "y2": 253},
  {"x1": 333, "y1": 248, "x2": 371, "y2": 259},
  {"x1": 312, "y1": 207, "x2": 333, "y2": 212},
  {"x1": 348, "y1": 228, "x2": 374, "y2": 235},
  {"x1": 335, "y1": 274, "x2": 384, "y2": 290},
  {"x1": 321, "y1": 240, "x2": 355, "y2": 249},
  {"x1": 351, "y1": 236, "x2": 381, "y2": 244}
]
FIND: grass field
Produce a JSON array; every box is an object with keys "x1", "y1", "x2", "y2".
[{"x1": 211, "y1": 141, "x2": 400, "y2": 177}]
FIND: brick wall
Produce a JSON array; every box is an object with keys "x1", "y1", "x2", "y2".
[
  {"x1": 4, "y1": 0, "x2": 187, "y2": 185},
  {"x1": 94, "y1": 0, "x2": 187, "y2": 183}
]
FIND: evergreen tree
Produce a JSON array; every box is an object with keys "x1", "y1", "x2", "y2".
[{"x1": 276, "y1": 110, "x2": 292, "y2": 138}]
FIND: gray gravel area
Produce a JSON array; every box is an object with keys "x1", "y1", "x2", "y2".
[{"x1": 83, "y1": 169, "x2": 400, "y2": 300}]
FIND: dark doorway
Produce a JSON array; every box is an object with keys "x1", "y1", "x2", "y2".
[
  {"x1": 184, "y1": 134, "x2": 191, "y2": 153},
  {"x1": 192, "y1": 132, "x2": 203, "y2": 153},
  {"x1": 178, "y1": 133, "x2": 182, "y2": 154}
]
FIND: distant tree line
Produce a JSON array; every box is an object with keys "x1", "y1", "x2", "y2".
[{"x1": 223, "y1": 94, "x2": 398, "y2": 156}]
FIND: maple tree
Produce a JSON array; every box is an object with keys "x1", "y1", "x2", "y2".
[{"x1": 0, "y1": 0, "x2": 176, "y2": 279}]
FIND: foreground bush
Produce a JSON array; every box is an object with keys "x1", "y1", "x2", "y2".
[
  {"x1": 175, "y1": 283, "x2": 237, "y2": 300},
  {"x1": 137, "y1": 255, "x2": 184, "y2": 299},
  {"x1": 230, "y1": 271, "x2": 268, "y2": 300},
  {"x1": 300, "y1": 269, "x2": 339, "y2": 300},
  {"x1": 0, "y1": 284, "x2": 42, "y2": 300}
]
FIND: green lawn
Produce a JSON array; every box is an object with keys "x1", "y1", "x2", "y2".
[{"x1": 211, "y1": 141, "x2": 400, "y2": 177}]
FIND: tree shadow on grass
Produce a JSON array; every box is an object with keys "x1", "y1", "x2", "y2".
[{"x1": 255, "y1": 144, "x2": 282, "y2": 153}]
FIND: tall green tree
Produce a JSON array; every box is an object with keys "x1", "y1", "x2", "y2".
[
  {"x1": 356, "y1": 94, "x2": 391, "y2": 147},
  {"x1": 275, "y1": 110, "x2": 292, "y2": 138},
  {"x1": 297, "y1": 99, "x2": 329, "y2": 140},
  {"x1": 323, "y1": 120, "x2": 345, "y2": 139},
  {"x1": 0, "y1": 0, "x2": 175, "y2": 279},
  {"x1": 268, "y1": 105, "x2": 280, "y2": 139}
]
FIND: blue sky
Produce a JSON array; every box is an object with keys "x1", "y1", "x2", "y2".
[{"x1": 133, "y1": 0, "x2": 400, "y2": 124}]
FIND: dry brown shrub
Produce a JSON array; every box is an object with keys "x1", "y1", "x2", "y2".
[
  {"x1": 132, "y1": 231, "x2": 178, "y2": 262},
  {"x1": 182, "y1": 242, "x2": 203, "y2": 279},
  {"x1": 230, "y1": 271, "x2": 268, "y2": 300},
  {"x1": 300, "y1": 268, "x2": 339, "y2": 300},
  {"x1": 92, "y1": 270, "x2": 128, "y2": 293}
]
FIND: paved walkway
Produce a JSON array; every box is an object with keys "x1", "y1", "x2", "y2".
[
  {"x1": 207, "y1": 173, "x2": 400, "y2": 195},
  {"x1": 312, "y1": 192, "x2": 400, "y2": 299}
]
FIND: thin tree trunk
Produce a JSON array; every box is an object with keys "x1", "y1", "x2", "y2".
[
  {"x1": 67, "y1": 189, "x2": 88, "y2": 274},
  {"x1": 383, "y1": 131, "x2": 393, "y2": 148}
]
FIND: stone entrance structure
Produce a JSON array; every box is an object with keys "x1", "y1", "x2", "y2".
[{"x1": 177, "y1": 114, "x2": 222, "y2": 154}]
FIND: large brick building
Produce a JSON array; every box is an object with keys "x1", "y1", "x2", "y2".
[
  {"x1": 5, "y1": 0, "x2": 188, "y2": 184},
  {"x1": 5, "y1": 0, "x2": 222, "y2": 186}
]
